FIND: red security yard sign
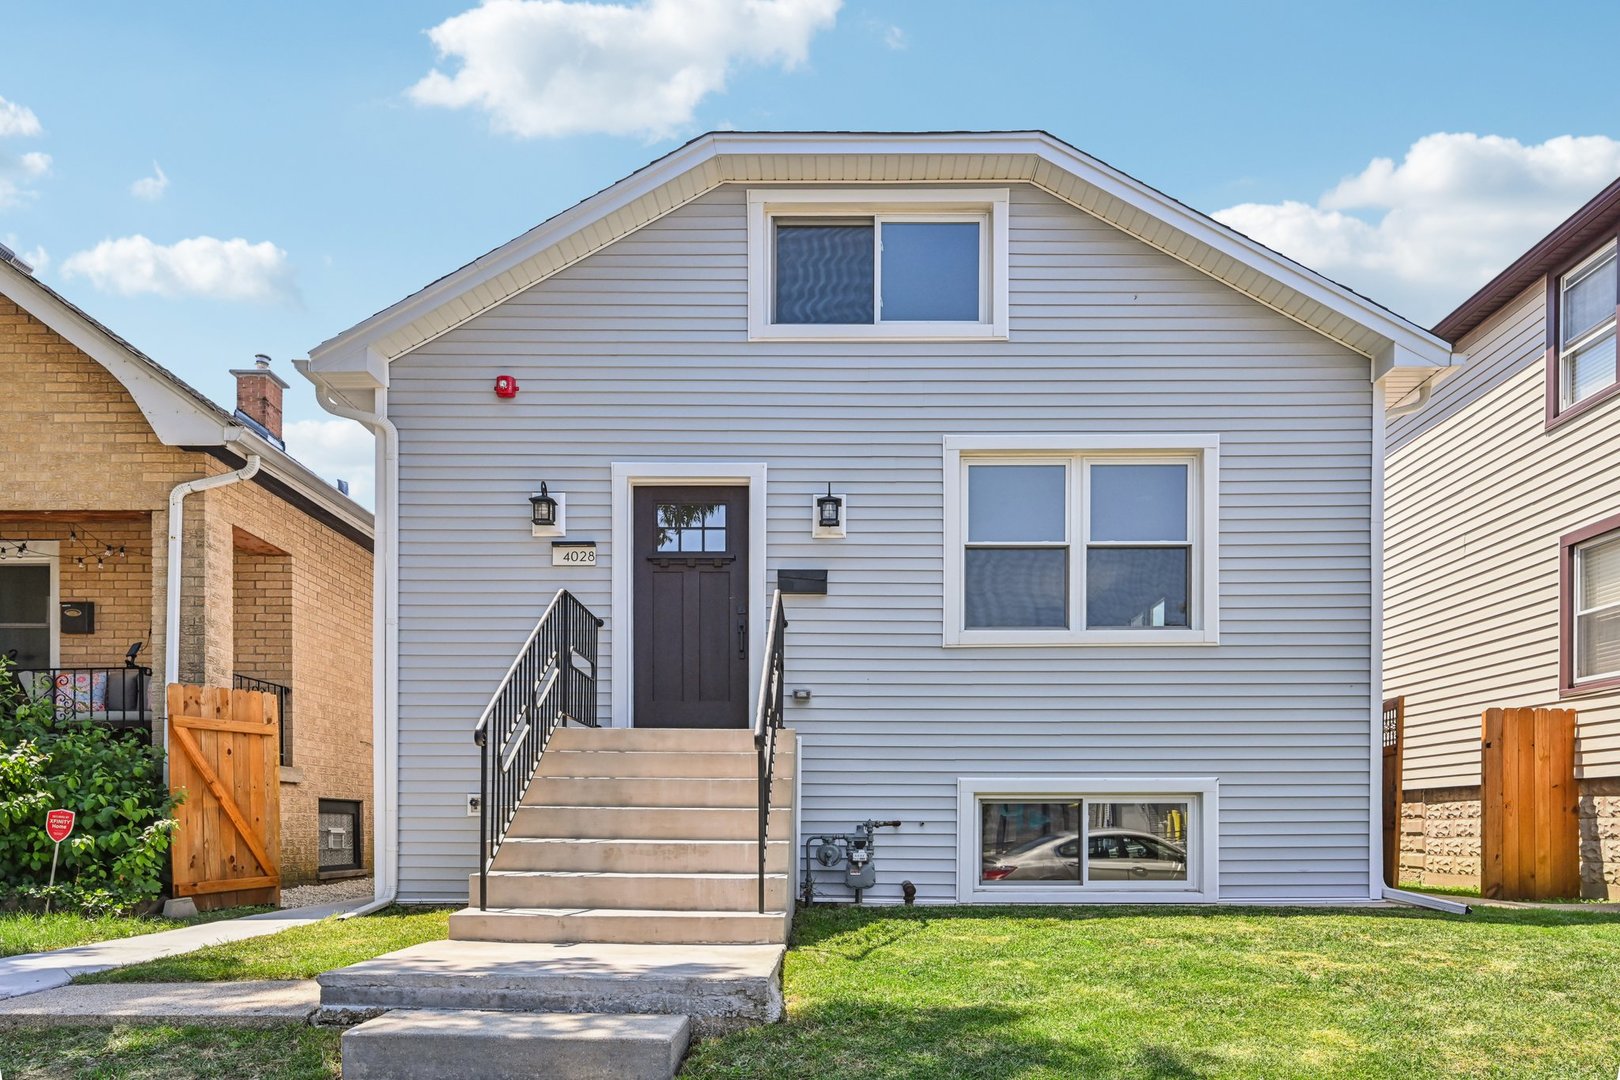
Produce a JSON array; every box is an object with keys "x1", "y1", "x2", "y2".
[
  {"x1": 46, "y1": 809, "x2": 75, "y2": 843},
  {"x1": 43, "y1": 808, "x2": 76, "y2": 913}
]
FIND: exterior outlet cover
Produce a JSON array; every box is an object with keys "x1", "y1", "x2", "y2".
[
  {"x1": 466, "y1": 794, "x2": 480, "y2": 817},
  {"x1": 810, "y1": 493, "x2": 847, "y2": 539}
]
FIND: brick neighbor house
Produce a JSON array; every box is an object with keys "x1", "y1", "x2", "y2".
[{"x1": 0, "y1": 248, "x2": 374, "y2": 888}]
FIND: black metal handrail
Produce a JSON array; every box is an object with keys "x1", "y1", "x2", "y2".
[
  {"x1": 1, "y1": 664, "x2": 152, "y2": 741},
  {"x1": 754, "y1": 590, "x2": 788, "y2": 913},
  {"x1": 233, "y1": 674, "x2": 292, "y2": 767},
  {"x1": 473, "y1": 589, "x2": 603, "y2": 911}
]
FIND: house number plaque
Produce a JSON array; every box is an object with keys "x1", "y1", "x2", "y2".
[{"x1": 552, "y1": 541, "x2": 596, "y2": 567}]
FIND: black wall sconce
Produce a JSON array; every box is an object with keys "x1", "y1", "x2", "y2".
[
  {"x1": 812, "y1": 483, "x2": 846, "y2": 539},
  {"x1": 530, "y1": 482, "x2": 566, "y2": 537}
]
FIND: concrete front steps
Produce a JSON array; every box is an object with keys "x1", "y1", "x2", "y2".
[
  {"x1": 320, "y1": 939, "x2": 784, "y2": 1035},
  {"x1": 343, "y1": 1009, "x2": 690, "y2": 1080},
  {"x1": 449, "y1": 726, "x2": 796, "y2": 948},
  {"x1": 332, "y1": 726, "x2": 796, "y2": 1078}
]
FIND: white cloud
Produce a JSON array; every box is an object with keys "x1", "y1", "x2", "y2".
[
  {"x1": 0, "y1": 95, "x2": 42, "y2": 138},
  {"x1": 410, "y1": 0, "x2": 842, "y2": 139},
  {"x1": 131, "y1": 162, "x2": 169, "y2": 201},
  {"x1": 0, "y1": 151, "x2": 50, "y2": 208},
  {"x1": 283, "y1": 418, "x2": 376, "y2": 509},
  {"x1": 1213, "y1": 133, "x2": 1620, "y2": 325},
  {"x1": 882, "y1": 24, "x2": 905, "y2": 49},
  {"x1": 61, "y1": 235, "x2": 297, "y2": 302}
]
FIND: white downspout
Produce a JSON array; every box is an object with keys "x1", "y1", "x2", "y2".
[
  {"x1": 164, "y1": 448, "x2": 262, "y2": 772},
  {"x1": 1385, "y1": 375, "x2": 1435, "y2": 418},
  {"x1": 297, "y1": 365, "x2": 399, "y2": 916}
]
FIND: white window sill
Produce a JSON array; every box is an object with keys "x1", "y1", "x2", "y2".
[
  {"x1": 748, "y1": 322, "x2": 1006, "y2": 343},
  {"x1": 961, "y1": 885, "x2": 1214, "y2": 905},
  {"x1": 946, "y1": 627, "x2": 1219, "y2": 647}
]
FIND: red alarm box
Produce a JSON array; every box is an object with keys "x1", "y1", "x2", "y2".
[{"x1": 494, "y1": 375, "x2": 519, "y2": 398}]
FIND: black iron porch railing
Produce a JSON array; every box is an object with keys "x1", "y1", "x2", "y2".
[
  {"x1": 754, "y1": 590, "x2": 788, "y2": 913},
  {"x1": 1, "y1": 664, "x2": 153, "y2": 742},
  {"x1": 233, "y1": 674, "x2": 292, "y2": 766},
  {"x1": 473, "y1": 590, "x2": 602, "y2": 911}
]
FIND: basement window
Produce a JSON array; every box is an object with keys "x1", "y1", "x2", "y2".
[
  {"x1": 318, "y1": 799, "x2": 363, "y2": 873},
  {"x1": 747, "y1": 188, "x2": 1009, "y2": 340},
  {"x1": 957, "y1": 777, "x2": 1217, "y2": 903}
]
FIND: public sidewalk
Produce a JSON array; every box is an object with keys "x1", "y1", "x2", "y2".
[{"x1": 0, "y1": 900, "x2": 365, "y2": 1000}]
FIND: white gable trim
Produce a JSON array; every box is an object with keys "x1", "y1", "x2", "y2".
[{"x1": 307, "y1": 132, "x2": 1451, "y2": 382}]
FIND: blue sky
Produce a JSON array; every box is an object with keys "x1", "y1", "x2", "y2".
[{"x1": 5, "y1": 0, "x2": 1620, "y2": 504}]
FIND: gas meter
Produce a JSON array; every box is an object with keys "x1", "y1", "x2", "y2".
[{"x1": 800, "y1": 819, "x2": 901, "y2": 903}]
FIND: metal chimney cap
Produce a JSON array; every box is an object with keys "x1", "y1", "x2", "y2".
[{"x1": 253, "y1": 353, "x2": 272, "y2": 369}]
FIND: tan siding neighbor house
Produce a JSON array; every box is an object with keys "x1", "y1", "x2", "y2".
[
  {"x1": 1386, "y1": 177, "x2": 1620, "y2": 898},
  {"x1": 0, "y1": 255, "x2": 375, "y2": 889}
]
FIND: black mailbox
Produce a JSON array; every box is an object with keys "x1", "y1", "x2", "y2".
[
  {"x1": 60, "y1": 601, "x2": 95, "y2": 635},
  {"x1": 777, "y1": 569, "x2": 828, "y2": 595}
]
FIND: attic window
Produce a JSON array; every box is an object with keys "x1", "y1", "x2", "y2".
[{"x1": 748, "y1": 189, "x2": 1008, "y2": 340}]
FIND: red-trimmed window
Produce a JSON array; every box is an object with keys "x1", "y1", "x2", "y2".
[
  {"x1": 1562, "y1": 515, "x2": 1620, "y2": 695},
  {"x1": 1548, "y1": 241, "x2": 1620, "y2": 426}
]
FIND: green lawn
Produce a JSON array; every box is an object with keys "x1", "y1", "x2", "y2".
[
  {"x1": 0, "y1": 1025, "x2": 339, "y2": 1080},
  {"x1": 75, "y1": 905, "x2": 452, "y2": 983},
  {"x1": 683, "y1": 904, "x2": 1620, "y2": 1080},
  {"x1": 0, "y1": 907, "x2": 273, "y2": 958}
]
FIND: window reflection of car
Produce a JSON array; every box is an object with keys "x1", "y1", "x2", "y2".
[
  {"x1": 982, "y1": 829, "x2": 1186, "y2": 882},
  {"x1": 1086, "y1": 829, "x2": 1186, "y2": 881}
]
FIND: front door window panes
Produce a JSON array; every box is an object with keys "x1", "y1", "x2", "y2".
[{"x1": 656, "y1": 503, "x2": 726, "y2": 553}]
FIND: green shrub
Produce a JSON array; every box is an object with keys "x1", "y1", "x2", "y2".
[{"x1": 0, "y1": 661, "x2": 178, "y2": 915}]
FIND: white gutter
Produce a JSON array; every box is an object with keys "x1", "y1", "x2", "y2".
[
  {"x1": 1384, "y1": 886, "x2": 1471, "y2": 915},
  {"x1": 1385, "y1": 374, "x2": 1436, "y2": 418},
  {"x1": 164, "y1": 447, "x2": 262, "y2": 770},
  {"x1": 297, "y1": 361, "x2": 399, "y2": 916}
]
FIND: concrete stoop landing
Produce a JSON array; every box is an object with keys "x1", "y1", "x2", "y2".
[{"x1": 334, "y1": 726, "x2": 797, "y2": 1079}]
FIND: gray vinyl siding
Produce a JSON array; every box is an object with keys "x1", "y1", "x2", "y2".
[
  {"x1": 1386, "y1": 281, "x2": 1620, "y2": 790},
  {"x1": 388, "y1": 183, "x2": 1376, "y2": 903}
]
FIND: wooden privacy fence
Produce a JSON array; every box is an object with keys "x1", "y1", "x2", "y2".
[
  {"x1": 168, "y1": 684, "x2": 281, "y2": 910},
  {"x1": 1480, "y1": 707, "x2": 1579, "y2": 901}
]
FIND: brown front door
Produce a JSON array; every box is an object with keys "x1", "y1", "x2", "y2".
[{"x1": 633, "y1": 486, "x2": 749, "y2": 728}]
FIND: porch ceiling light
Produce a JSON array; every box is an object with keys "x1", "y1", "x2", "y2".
[{"x1": 530, "y1": 483, "x2": 559, "y2": 529}]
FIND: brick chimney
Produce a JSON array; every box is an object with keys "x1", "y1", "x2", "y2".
[{"x1": 229, "y1": 354, "x2": 288, "y2": 441}]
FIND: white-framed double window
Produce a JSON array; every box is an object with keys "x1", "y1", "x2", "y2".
[
  {"x1": 956, "y1": 776, "x2": 1219, "y2": 904},
  {"x1": 746, "y1": 188, "x2": 1009, "y2": 340},
  {"x1": 1558, "y1": 242, "x2": 1618, "y2": 410},
  {"x1": 0, "y1": 540, "x2": 60, "y2": 669},
  {"x1": 943, "y1": 435, "x2": 1220, "y2": 646}
]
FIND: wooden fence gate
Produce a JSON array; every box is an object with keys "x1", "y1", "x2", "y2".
[
  {"x1": 1480, "y1": 707, "x2": 1579, "y2": 901},
  {"x1": 1381, "y1": 697, "x2": 1404, "y2": 889},
  {"x1": 168, "y1": 684, "x2": 281, "y2": 910}
]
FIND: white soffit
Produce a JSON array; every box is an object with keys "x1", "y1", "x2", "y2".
[{"x1": 308, "y1": 132, "x2": 1451, "y2": 379}]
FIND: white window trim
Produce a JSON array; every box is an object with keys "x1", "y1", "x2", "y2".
[
  {"x1": 746, "y1": 187, "x2": 1010, "y2": 341},
  {"x1": 942, "y1": 434, "x2": 1220, "y2": 646},
  {"x1": 956, "y1": 776, "x2": 1220, "y2": 904},
  {"x1": 1558, "y1": 241, "x2": 1618, "y2": 410},
  {"x1": 609, "y1": 462, "x2": 768, "y2": 728},
  {"x1": 0, "y1": 540, "x2": 60, "y2": 668},
  {"x1": 1574, "y1": 530, "x2": 1620, "y2": 683}
]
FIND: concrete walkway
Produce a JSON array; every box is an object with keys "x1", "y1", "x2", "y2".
[
  {"x1": 0, "y1": 900, "x2": 364, "y2": 1000},
  {"x1": 0, "y1": 980, "x2": 320, "y2": 1028}
]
